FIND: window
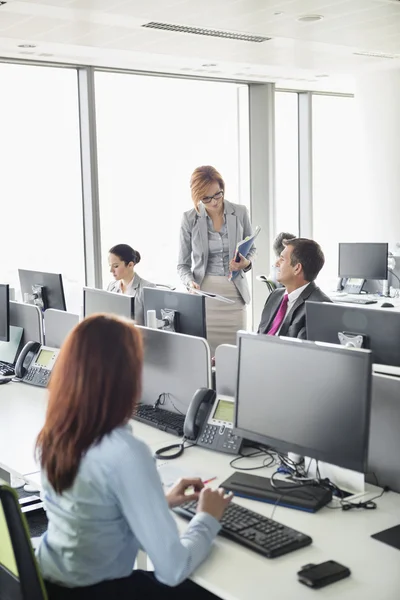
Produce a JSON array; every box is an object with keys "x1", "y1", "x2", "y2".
[
  {"x1": 94, "y1": 72, "x2": 249, "y2": 292},
  {"x1": 312, "y1": 95, "x2": 357, "y2": 289},
  {"x1": 275, "y1": 91, "x2": 299, "y2": 238},
  {"x1": 0, "y1": 63, "x2": 84, "y2": 314}
]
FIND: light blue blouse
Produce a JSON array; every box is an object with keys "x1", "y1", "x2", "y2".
[{"x1": 36, "y1": 424, "x2": 221, "y2": 588}]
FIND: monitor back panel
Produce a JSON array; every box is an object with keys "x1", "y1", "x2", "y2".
[{"x1": 137, "y1": 326, "x2": 211, "y2": 414}]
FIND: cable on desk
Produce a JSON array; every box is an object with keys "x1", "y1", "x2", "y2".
[
  {"x1": 154, "y1": 438, "x2": 196, "y2": 461},
  {"x1": 229, "y1": 444, "x2": 276, "y2": 471},
  {"x1": 153, "y1": 392, "x2": 185, "y2": 415}
]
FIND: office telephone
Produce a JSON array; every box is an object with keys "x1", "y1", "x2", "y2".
[
  {"x1": 184, "y1": 390, "x2": 242, "y2": 455},
  {"x1": 14, "y1": 341, "x2": 59, "y2": 387}
]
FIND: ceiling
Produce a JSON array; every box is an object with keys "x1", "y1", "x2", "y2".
[{"x1": 0, "y1": 0, "x2": 399, "y2": 91}]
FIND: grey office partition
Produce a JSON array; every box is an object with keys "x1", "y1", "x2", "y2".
[
  {"x1": 10, "y1": 301, "x2": 43, "y2": 345},
  {"x1": 44, "y1": 309, "x2": 79, "y2": 348},
  {"x1": 137, "y1": 326, "x2": 211, "y2": 414},
  {"x1": 215, "y1": 344, "x2": 237, "y2": 397},
  {"x1": 367, "y1": 369, "x2": 400, "y2": 493}
]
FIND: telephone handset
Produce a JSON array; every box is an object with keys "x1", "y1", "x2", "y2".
[
  {"x1": 183, "y1": 388, "x2": 216, "y2": 440},
  {"x1": 15, "y1": 342, "x2": 59, "y2": 387},
  {"x1": 184, "y1": 390, "x2": 242, "y2": 455}
]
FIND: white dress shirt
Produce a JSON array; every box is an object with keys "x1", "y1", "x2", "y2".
[{"x1": 276, "y1": 282, "x2": 310, "y2": 335}]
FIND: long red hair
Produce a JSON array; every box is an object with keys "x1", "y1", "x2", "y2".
[{"x1": 36, "y1": 314, "x2": 143, "y2": 493}]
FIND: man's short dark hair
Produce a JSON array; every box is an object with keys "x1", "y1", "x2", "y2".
[
  {"x1": 284, "y1": 238, "x2": 325, "y2": 282},
  {"x1": 273, "y1": 232, "x2": 297, "y2": 257}
]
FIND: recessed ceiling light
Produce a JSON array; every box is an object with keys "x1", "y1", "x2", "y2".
[
  {"x1": 316, "y1": 74, "x2": 329, "y2": 78},
  {"x1": 202, "y1": 63, "x2": 217, "y2": 67},
  {"x1": 297, "y1": 14, "x2": 324, "y2": 23},
  {"x1": 18, "y1": 43, "x2": 36, "y2": 48}
]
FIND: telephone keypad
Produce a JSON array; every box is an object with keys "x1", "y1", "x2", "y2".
[
  {"x1": 199, "y1": 424, "x2": 242, "y2": 455},
  {"x1": 24, "y1": 366, "x2": 51, "y2": 388}
]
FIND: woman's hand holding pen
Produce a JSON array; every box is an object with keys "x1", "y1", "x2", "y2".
[
  {"x1": 166, "y1": 478, "x2": 204, "y2": 508},
  {"x1": 229, "y1": 253, "x2": 250, "y2": 272}
]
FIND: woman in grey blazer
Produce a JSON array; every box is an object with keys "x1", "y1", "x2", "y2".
[
  {"x1": 107, "y1": 244, "x2": 155, "y2": 325},
  {"x1": 177, "y1": 166, "x2": 256, "y2": 354}
]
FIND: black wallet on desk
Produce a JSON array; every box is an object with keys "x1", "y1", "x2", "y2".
[{"x1": 221, "y1": 472, "x2": 332, "y2": 513}]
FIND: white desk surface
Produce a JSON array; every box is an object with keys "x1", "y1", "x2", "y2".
[
  {"x1": 329, "y1": 292, "x2": 400, "y2": 311},
  {"x1": 2, "y1": 385, "x2": 400, "y2": 600},
  {"x1": 152, "y1": 434, "x2": 400, "y2": 600},
  {"x1": 0, "y1": 382, "x2": 173, "y2": 477}
]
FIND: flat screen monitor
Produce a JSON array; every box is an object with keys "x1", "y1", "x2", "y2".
[
  {"x1": 306, "y1": 301, "x2": 400, "y2": 368},
  {"x1": 0, "y1": 284, "x2": 10, "y2": 342},
  {"x1": 18, "y1": 269, "x2": 66, "y2": 311},
  {"x1": 0, "y1": 326, "x2": 23, "y2": 365},
  {"x1": 234, "y1": 332, "x2": 372, "y2": 473},
  {"x1": 143, "y1": 288, "x2": 206, "y2": 338},
  {"x1": 83, "y1": 287, "x2": 135, "y2": 320},
  {"x1": 338, "y1": 243, "x2": 388, "y2": 280}
]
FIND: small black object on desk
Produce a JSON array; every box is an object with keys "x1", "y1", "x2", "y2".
[{"x1": 381, "y1": 302, "x2": 394, "y2": 308}]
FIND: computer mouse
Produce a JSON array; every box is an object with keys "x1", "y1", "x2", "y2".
[{"x1": 381, "y1": 302, "x2": 394, "y2": 308}]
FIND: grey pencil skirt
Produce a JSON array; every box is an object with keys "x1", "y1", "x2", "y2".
[{"x1": 201, "y1": 275, "x2": 247, "y2": 356}]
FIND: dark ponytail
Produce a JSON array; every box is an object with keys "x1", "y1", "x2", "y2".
[{"x1": 109, "y1": 244, "x2": 141, "y2": 266}]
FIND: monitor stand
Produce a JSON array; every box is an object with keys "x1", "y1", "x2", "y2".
[{"x1": 220, "y1": 472, "x2": 332, "y2": 513}]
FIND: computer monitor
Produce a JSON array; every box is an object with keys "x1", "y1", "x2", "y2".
[
  {"x1": 306, "y1": 301, "x2": 400, "y2": 367},
  {"x1": 143, "y1": 288, "x2": 206, "y2": 338},
  {"x1": 0, "y1": 326, "x2": 24, "y2": 365},
  {"x1": 234, "y1": 332, "x2": 372, "y2": 473},
  {"x1": 0, "y1": 284, "x2": 10, "y2": 342},
  {"x1": 83, "y1": 287, "x2": 135, "y2": 320},
  {"x1": 338, "y1": 243, "x2": 388, "y2": 280},
  {"x1": 19, "y1": 269, "x2": 66, "y2": 311}
]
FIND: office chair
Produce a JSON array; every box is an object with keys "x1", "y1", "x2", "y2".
[
  {"x1": 0, "y1": 485, "x2": 48, "y2": 599},
  {"x1": 256, "y1": 275, "x2": 277, "y2": 294}
]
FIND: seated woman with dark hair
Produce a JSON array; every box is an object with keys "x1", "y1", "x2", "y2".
[
  {"x1": 107, "y1": 243, "x2": 155, "y2": 325},
  {"x1": 36, "y1": 314, "x2": 232, "y2": 599}
]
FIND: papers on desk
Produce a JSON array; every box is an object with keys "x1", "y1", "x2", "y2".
[
  {"x1": 157, "y1": 463, "x2": 215, "y2": 489},
  {"x1": 190, "y1": 289, "x2": 235, "y2": 304}
]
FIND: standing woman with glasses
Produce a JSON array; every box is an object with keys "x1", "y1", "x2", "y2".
[{"x1": 178, "y1": 166, "x2": 256, "y2": 354}]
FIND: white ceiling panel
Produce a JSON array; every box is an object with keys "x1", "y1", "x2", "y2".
[{"x1": 0, "y1": 0, "x2": 399, "y2": 90}]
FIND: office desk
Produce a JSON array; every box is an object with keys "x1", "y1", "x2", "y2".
[
  {"x1": 0, "y1": 382, "x2": 173, "y2": 477},
  {"x1": 329, "y1": 292, "x2": 400, "y2": 311},
  {"x1": 152, "y1": 434, "x2": 400, "y2": 600},
  {"x1": 2, "y1": 383, "x2": 400, "y2": 600}
]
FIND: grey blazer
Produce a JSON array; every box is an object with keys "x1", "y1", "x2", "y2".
[
  {"x1": 177, "y1": 200, "x2": 256, "y2": 305},
  {"x1": 257, "y1": 281, "x2": 332, "y2": 339},
  {"x1": 107, "y1": 273, "x2": 156, "y2": 326}
]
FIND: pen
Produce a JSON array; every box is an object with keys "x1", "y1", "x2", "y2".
[{"x1": 202, "y1": 477, "x2": 217, "y2": 485}]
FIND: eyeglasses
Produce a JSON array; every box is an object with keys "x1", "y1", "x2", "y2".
[{"x1": 201, "y1": 190, "x2": 224, "y2": 204}]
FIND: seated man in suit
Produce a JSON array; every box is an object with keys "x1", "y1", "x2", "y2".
[{"x1": 258, "y1": 238, "x2": 331, "y2": 339}]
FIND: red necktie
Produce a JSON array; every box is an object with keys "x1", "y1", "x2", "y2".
[{"x1": 267, "y1": 294, "x2": 289, "y2": 336}]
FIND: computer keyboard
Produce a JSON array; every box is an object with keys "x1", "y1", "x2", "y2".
[
  {"x1": 334, "y1": 298, "x2": 377, "y2": 305},
  {"x1": 174, "y1": 500, "x2": 312, "y2": 558},
  {"x1": 0, "y1": 361, "x2": 14, "y2": 376},
  {"x1": 132, "y1": 404, "x2": 185, "y2": 437}
]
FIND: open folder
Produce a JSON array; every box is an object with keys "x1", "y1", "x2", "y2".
[
  {"x1": 229, "y1": 225, "x2": 261, "y2": 281},
  {"x1": 190, "y1": 289, "x2": 235, "y2": 304}
]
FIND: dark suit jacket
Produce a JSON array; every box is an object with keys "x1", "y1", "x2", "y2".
[{"x1": 257, "y1": 281, "x2": 332, "y2": 340}]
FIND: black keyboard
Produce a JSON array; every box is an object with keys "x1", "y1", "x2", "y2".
[
  {"x1": 132, "y1": 404, "x2": 185, "y2": 437},
  {"x1": 174, "y1": 500, "x2": 312, "y2": 558},
  {"x1": 0, "y1": 361, "x2": 14, "y2": 376},
  {"x1": 334, "y1": 298, "x2": 377, "y2": 305}
]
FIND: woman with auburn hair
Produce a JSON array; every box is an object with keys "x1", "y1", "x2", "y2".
[
  {"x1": 177, "y1": 166, "x2": 256, "y2": 354},
  {"x1": 36, "y1": 314, "x2": 232, "y2": 600}
]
